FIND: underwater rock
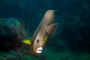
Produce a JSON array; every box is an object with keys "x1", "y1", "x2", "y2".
[{"x1": 0, "y1": 18, "x2": 29, "y2": 52}]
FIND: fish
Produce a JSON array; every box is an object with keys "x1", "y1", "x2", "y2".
[
  {"x1": 23, "y1": 10, "x2": 59, "y2": 56},
  {"x1": 22, "y1": 39, "x2": 31, "y2": 44}
]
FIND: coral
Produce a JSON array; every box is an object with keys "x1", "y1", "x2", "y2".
[
  {"x1": 0, "y1": 51, "x2": 33, "y2": 60},
  {"x1": 0, "y1": 18, "x2": 29, "y2": 51}
]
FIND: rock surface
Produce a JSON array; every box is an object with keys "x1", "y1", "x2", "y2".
[{"x1": 0, "y1": 18, "x2": 29, "y2": 51}]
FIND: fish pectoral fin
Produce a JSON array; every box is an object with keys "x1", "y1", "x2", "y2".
[
  {"x1": 44, "y1": 36, "x2": 48, "y2": 42},
  {"x1": 22, "y1": 39, "x2": 31, "y2": 45},
  {"x1": 45, "y1": 23, "x2": 59, "y2": 37}
]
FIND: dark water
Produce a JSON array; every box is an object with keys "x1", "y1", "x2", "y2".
[{"x1": 0, "y1": 0, "x2": 90, "y2": 60}]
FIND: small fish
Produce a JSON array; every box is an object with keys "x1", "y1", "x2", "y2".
[
  {"x1": 22, "y1": 39, "x2": 31, "y2": 44},
  {"x1": 23, "y1": 10, "x2": 59, "y2": 55}
]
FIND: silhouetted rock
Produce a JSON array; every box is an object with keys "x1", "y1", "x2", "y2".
[{"x1": 0, "y1": 18, "x2": 29, "y2": 51}]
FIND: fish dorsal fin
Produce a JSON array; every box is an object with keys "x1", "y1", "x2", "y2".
[
  {"x1": 45, "y1": 23, "x2": 58, "y2": 37},
  {"x1": 43, "y1": 10, "x2": 55, "y2": 25}
]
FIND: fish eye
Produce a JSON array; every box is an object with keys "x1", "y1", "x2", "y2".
[{"x1": 37, "y1": 39, "x2": 39, "y2": 43}]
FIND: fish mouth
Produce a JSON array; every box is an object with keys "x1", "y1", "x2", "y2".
[
  {"x1": 39, "y1": 50, "x2": 42, "y2": 51},
  {"x1": 36, "y1": 47, "x2": 43, "y2": 54}
]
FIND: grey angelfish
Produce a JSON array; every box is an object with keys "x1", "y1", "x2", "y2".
[{"x1": 23, "y1": 10, "x2": 59, "y2": 55}]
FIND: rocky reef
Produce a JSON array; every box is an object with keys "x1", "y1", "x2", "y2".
[{"x1": 0, "y1": 18, "x2": 33, "y2": 59}]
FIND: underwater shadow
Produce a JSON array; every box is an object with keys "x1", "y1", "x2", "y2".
[{"x1": 46, "y1": 37, "x2": 66, "y2": 53}]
